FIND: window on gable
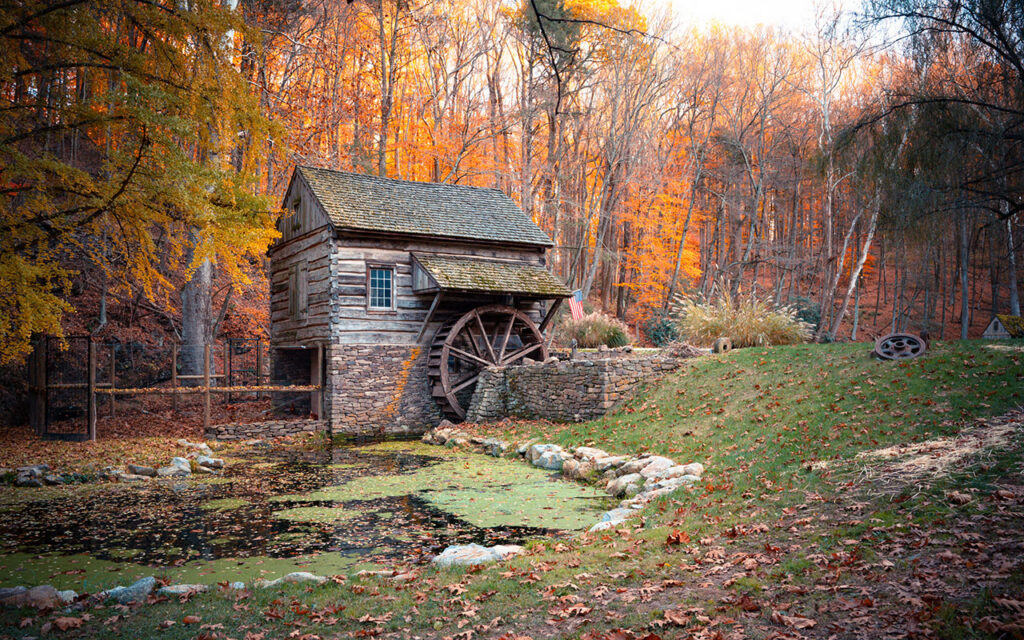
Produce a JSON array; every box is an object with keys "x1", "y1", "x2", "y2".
[{"x1": 367, "y1": 266, "x2": 394, "y2": 310}]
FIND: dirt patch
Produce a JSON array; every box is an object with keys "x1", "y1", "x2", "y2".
[{"x1": 858, "y1": 408, "x2": 1024, "y2": 480}]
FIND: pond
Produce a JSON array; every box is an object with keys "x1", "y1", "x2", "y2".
[{"x1": 0, "y1": 440, "x2": 609, "y2": 592}]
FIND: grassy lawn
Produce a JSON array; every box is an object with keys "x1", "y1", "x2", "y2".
[{"x1": 2, "y1": 340, "x2": 1023, "y2": 639}]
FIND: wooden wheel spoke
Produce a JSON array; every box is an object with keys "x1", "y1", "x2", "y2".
[
  {"x1": 429, "y1": 304, "x2": 549, "y2": 421},
  {"x1": 497, "y1": 315, "x2": 516, "y2": 361},
  {"x1": 475, "y1": 313, "x2": 497, "y2": 362},
  {"x1": 451, "y1": 373, "x2": 479, "y2": 394},
  {"x1": 501, "y1": 342, "x2": 543, "y2": 365},
  {"x1": 448, "y1": 346, "x2": 492, "y2": 368}
]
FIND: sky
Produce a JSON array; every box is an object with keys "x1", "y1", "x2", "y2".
[{"x1": 656, "y1": 0, "x2": 824, "y2": 31}]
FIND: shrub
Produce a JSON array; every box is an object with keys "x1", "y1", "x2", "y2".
[
  {"x1": 678, "y1": 294, "x2": 812, "y2": 348},
  {"x1": 557, "y1": 312, "x2": 631, "y2": 348},
  {"x1": 789, "y1": 296, "x2": 822, "y2": 329},
  {"x1": 641, "y1": 313, "x2": 680, "y2": 347}
]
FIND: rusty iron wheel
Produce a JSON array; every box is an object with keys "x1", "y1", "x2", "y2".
[
  {"x1": 873, "y1": 333, "x2": 926, "y2": 360},
  {"x1": 427, "y1": 305, "x2": 547, "y2": 420}
]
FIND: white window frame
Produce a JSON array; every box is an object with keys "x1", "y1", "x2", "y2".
[{"x1": 366, "y1": 263, "x2": 396, "y2": 312}]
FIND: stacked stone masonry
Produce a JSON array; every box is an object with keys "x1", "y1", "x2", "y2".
[
  {"x1": 326, "y1": 343, "x2": 443, "y2": 436},
  {"x1": 465, "y1": 356, "x2": 683, "y2": 423},
  {"x1": 205, "y1": 419, "x2": 325, "y2": 441}
]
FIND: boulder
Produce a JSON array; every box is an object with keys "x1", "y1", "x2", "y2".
[
  {"x1": 16, "y1": 464, "x2": 50, "y2": 478},
  {"x1": 432, "y1": 543, "x2": 524, "y2": 567},
  {"x1": 228, "y1": 582, "x2": 246, "y2": 590},
  {"x1": 574, "y1": 447, "x2": 609, "y2": 461},
  {"x1": 607, "y1": 473, "x2": 643, "y2": 497},
  {"x1": 680, "y1": 462, "x2": 704, "y2": 478},
  {"x1": 617, "y1": 458, "x2": 648, "y2": 475},
  {"x1": 482, "y1": 439, "x2": 509, "y2": 457},
  {"x1": 534, "y1": 449, "x2": 568, "y2": 471},
  {"x1": 15, "y1": 475, "x2": 43, "y2": 488},
  {"x1": 647, "y1": 465, "x2": 689, "y2": 481},
  {"x1": 157, "y1": 457, "x2": 192, "y2": 477},
  {"x1": 588, "y1": 520, "x2": 621, "y2": 533},
  {"x1": 195, "y1": 466, "x2": 218, "y2": 474},
  {"x1": 527, "y1": 443, "x2": 561, "y2": 464},
  {"x1": 127, "y1": 464, "x2": 157, "y2": 477},
  {"x1": 157, "y1": 584, "x2": 209, "y2": 597},
  {"x1": 421, "y1": 431, "x2": 438, "y2": 445},
  {"x1": 0, "y1": 587, "x2": 26, "y2": 602},
  {"x1": 57, "y1": 590, "x2": 77, "y2": 605},
  {"x1": 115, "y1": 473, "x2": 150, "y2": 482},
  {"x1": 599, "y1": 507, "x2": 637, "y2": 524},
  {"x1": 195, "y1": 455, "x2": 224, "y2": 470},
  {"x1": 103, "y1": 576, "x2": 156, "y2": 604},
  {"x1": 177, "y1": 439, "x2": 214, "y2": 456},
  {"x1": 562, "y1": 459, "x2": 594, "y2": 481},
  {"x1": 595, "y1": 456, "x2": 628, "y2": 472},
  {"x1": 638, "y1": 456, "x2": 676, "y2": 479},
  {"x1": 254, "y1": 572, "x2": 327, "y2": 589},
  {"x1": 0, "y1": 585, "x2": 62, "y2": 609}
]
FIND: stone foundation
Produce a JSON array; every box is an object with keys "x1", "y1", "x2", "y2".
[
  {"x1": 465, "y1": 356, "x2": 684, "y2": 423},
  {"x1": 205, "y1": 419, "x2": 326, "y2": 441},
  {"x1": 326, "y1": 343, "x2": 443, "y2": 436}
]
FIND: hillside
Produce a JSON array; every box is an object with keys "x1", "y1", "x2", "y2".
[{"x1": 3, "y1": 340, "x2": 1023, "y2": 639}]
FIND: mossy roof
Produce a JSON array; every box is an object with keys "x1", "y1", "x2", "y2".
[
  {"x1": 295, "y1": 166, "x2": 553, "y2": 247},
  {"x1": 996, "y1": 315, "x2": 1024, "y2": 337},
  {"x1": 413, "y1": 253, "x2": 571, "y2": 298}
]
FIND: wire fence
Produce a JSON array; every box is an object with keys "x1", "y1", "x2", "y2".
[{"x1": 28, "y1": 337, "x2": 324, "y2": 441}]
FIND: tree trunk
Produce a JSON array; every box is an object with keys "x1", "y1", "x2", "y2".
[
  {"x1": 958, "y1": 212, "x2": 971, "y2": 339},
  {"x1": 181, "y1": 254, "x2": 213, "y2": 379},
  {"x1": 1006, "y1": 210, "x2": 1020, "y2": 316}
]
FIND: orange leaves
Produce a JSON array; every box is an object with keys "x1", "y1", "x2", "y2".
[{"x1": 665, "y1": 529, "x2": 691, "y2": 545}]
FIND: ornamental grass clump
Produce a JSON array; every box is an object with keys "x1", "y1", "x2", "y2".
[
  {"x1": 558, "y1": 312, "x2": 631, "y2": 348},
  {"x1": 678, "y1": 294, "x2": 812, "y2": 348}
]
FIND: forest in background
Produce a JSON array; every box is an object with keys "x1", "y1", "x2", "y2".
[{"x1": 2, "y1": 0, "x2": 1023, "y2": 368}]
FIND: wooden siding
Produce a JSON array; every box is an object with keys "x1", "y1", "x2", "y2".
[
  {"x1": 270, "y1": 226, "x2": 334, "y2": 346},
  {"x1": 327, "y1": 236, "x2": 547, "y2": 345},
  {"x1": 276, "y1": 171, "x2": 331, "y2": 244}
]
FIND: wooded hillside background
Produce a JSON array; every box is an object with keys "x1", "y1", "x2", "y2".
[{"x1": 3, "y1": 0, "x2": 1022, "y2": 370}]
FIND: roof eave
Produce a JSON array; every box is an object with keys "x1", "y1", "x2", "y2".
[{"x1": 333, "y1": 226, "x2": 552, "y2": 249}]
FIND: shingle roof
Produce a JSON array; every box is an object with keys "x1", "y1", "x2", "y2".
[
  {"x1": 413, "y1": 253, "x2": 570, "y2": 298},
  {"x1": 295, "y1": 166, "x2": 553, "y2": 247}
]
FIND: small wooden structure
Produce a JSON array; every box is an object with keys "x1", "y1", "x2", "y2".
[
  {"x1": 271, "y1": 166, "x2": 570, "y2": 432},
  {"x1": 983, "y1": 315, "x2": 1024, "y2": 339}
]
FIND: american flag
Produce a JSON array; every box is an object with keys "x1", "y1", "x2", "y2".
[{"x1": 568, "y1": 289, "x2": 585, "y2": 321}]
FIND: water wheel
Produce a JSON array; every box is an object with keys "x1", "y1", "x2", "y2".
[{"x1": 428, "y1": 305, "x2": 548, "y2": 420}]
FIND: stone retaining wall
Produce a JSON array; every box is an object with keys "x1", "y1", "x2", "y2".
[
  {"x1": 204, "y1": 419, "x2": 326, "y2": 441},
  {"x1": 325, "y1": 343, "x2": 443, "y2": 436},
  {"x1": 465, "y1": 356, "x2": 683, "y2": 423}
]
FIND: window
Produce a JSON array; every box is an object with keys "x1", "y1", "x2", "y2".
[
  {"x1": 288, "y1": 261, "x2": 308, "y2": 320},
  {"x1": 367, "y1": 266, "x2": 394, "y2": 310}
]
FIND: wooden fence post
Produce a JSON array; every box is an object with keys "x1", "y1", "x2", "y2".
[
  {"x1": 255, "y1": 339, "x2": 263, "y2": 400},
  {"x1": 224, "y1": 341, "x2": 230, "y2": 406},
  {"x1": 87, "y1": 340, "x2": 97, "y2": 441},
  {"x1": 29, "y1": 338, "x2": 47, "y2": 435},
  {"x1": 171, "y1": 344, "x2": 178, "y2": 413},
  {"x1": 109, "y1": 343, "x2": 116, "y2": 417},
  {"x1": 312, "y1": 344, "x2": 323, "y2": 420},
  {"x1": 203, "y1": 344, "x2": 211, "y2": 432}
]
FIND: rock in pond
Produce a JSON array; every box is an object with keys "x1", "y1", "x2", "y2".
[
  {"x1": 432, "y1": 543, "x2": 524, "y2": 567},
  {"x1": 128, "y1": 464, "x2": 157, "y2": 477},
  {"x1": 254, "y1": 572, "x2": 327, "y2": 589},
  {"x1": 103, "y1": 576, "x2": 156, "y2": 604}
]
